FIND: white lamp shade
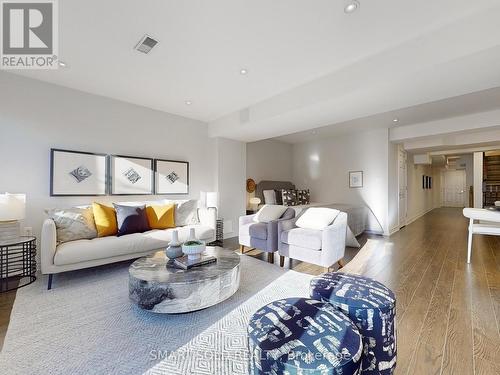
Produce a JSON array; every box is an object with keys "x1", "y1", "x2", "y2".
[
  {"x1": 206, "y1": 192, "x2": 218, "y2": 208},
  {"x1": 0, "y1": 193, "x2": 26, "y2": 221},
  {"x1": 249, "y1": 197, "x2": 261, "y2": 205}
]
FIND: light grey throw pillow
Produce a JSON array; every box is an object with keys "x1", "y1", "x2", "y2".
[
  {"x1": 174, "y1": 200, "x2": 200, "y2": 226},
  {"x1": 46, "y1": 207, "x2": 98, "y2": 243},
  {"x1": 263, "y1": 190, "x2": 277, "y2": 205}
]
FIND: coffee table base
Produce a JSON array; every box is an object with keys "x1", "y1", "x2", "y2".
[{"x1": 129, "y1": 266, "x2": 240, "y2": 313}]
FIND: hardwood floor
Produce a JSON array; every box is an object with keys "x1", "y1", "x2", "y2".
[
  {"x1": 233, "y1": 207, "x2": 500, "y2": 375},
  {"x1": 1, "y1": 208, "x2": 498, "y2": 374}
]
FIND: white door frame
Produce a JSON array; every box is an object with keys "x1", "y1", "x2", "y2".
[{"x1": 398, "y1": 146, "x2": 408, "y2": 228}]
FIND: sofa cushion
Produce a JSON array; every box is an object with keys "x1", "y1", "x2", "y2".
[
  {"x1": 92, "y1": 203, "x2": 118, "y2": 237},
  {"x1": 54, "y1": 225, "x2": 214, "y2": 266},
  {"x1": 146, "y1": 204, "x2": 175, "y2": 229},
  {"x1": 296, "y1": 207, "x2": 340, "y2": 230},
  {"x1": 45, "y1": 207, "x2": 97, "y2": 243},
  {"x1": 114, "y1": 204, "x2": 150, "y2": 236},
  {"x1": 239, "y1": 222, "x2": 267, "y2": 240},
  {"x1": 253, "y1": 205, "x2": 288, "y2": 223},
  {"x1": 281, "y1": 228, "x2": 322, "y2": 250},
  {"x1": 173, "y1": 200, "x2": 199, "y2": 226}
]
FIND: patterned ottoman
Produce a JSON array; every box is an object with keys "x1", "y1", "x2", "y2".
[
  {"x1": 310, "y1": 273, "x2": 396, "y2": 374},
  {"x1": 247, "y1": 297, "x2": 363, "y2": 375}
]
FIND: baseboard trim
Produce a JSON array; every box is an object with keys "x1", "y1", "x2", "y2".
[{"x1": 405, "y1": 207, "x2": 435, "y2": 227}]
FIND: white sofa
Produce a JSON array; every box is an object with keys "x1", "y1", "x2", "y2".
[{"x1": 41, "y1": 204, "x2": 217, "y2": 289}]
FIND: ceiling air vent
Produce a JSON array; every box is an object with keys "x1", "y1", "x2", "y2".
[{"x1": 134, "y1": 35, "x2": 158, "y2": 54}]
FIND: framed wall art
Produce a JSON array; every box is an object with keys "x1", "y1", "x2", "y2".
[
  {"x1": 50, "y1": 149, "x2": 108, "y2": 196},
  {"x1": 109, "y1": 155, "x2": 154, "y2": 195},
  {"x1": 154, "y1": 159, "x2": 189, "y2": 194},
  {"x1": 349, "y1": 171, "x2": 363, "y2": 188}
]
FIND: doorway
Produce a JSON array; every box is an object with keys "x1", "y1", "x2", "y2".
[{"x1": 442, "y1": 169, "x2": 466, "y2": 207}]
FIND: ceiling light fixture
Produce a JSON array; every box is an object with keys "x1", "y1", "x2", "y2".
[
  {"x1": 240, "y1": 68, "x2": 248, "y2": 75},
  {"x1": 344, "y1": 0, "x2": 360, "y2": 14},
  {"x1": 185, "y1": 100, "x2": 192, "y2": 105},
  {"x1": 58, "y1": 61, "x2": 67, "y2": 67},
  {"x1": 393, "y1": 118, "x2": 399, "y2": 123}
]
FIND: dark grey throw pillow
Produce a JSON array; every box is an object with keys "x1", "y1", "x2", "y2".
[
  {"x1": 275, "y1": 190, "x2": 284, "y2": 205},
  {"x1": 113, "y1": 204, "x2": 150, "y2": 236},
  {"x1": 281, "y1": 189, "x2": 298, "y2": 206}
]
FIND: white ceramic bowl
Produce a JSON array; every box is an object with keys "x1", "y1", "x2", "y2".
[{"x1": 182, "y1": 243, "x2": 206, "y2": 260}]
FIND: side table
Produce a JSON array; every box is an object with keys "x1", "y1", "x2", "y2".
[
  {"x1": 208, "y1": 218, "x2": 224, "y2": 247},
  {"x1": 0, "y1": 236, "x2": 36, "y2": 293}
]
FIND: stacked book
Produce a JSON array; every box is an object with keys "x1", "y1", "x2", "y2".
[{"x1": 174, "y1": 254, "x2": 217, "y2": 270}]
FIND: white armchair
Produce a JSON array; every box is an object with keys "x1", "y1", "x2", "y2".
[
  {"x1": 463, "y1": 207, "x2": 500, "y2": 263},
  {"x1": 278, "y1": 211, "x2": 348, "y2": 270}
]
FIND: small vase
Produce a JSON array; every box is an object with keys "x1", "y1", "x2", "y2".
[
  {"x1": 187, "y1": 228, "x2": 197, "y2": 242},
  {"x1": 166, "y1": 230, "x2": 183, "y2": 259}
]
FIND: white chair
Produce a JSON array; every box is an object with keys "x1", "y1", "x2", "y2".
[{"x1": 463, "y1": 207, "x2": 500, "y2": 263}]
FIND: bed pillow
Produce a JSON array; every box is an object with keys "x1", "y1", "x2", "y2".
[
  {"x1": 296, "y1": 189, "x2": 311, "y2": 205},
  {"x1": 113, "y1": 204, "x2": 150, "y2": 236},
  {"x1": 45, "y1": 207, "x2": 97, "y2": 243},
  {"x1": 296, "y1": 207, "x2": 340, "y2": 230},
  {"x1": 263, "y1": 190, "x2": 277, "y2": 205},
  {"x1": 275, "y1": 190, "x2": 284, "y2": 205},
  {"x1": 281, "y1": 189, "x2": 298, "y2": 206},
  {"x1": 146, "y1": 204, "x2": 175, "y2": 229},
  {"x1": 253, "y1": 205, "x2": 288, "y2": 223},
  {"x1": 92, "y1": 203, "x2": 118, "y2": 237},
  {"x1": 174, "y1": 200, "x2": 199, "y2": 226}
]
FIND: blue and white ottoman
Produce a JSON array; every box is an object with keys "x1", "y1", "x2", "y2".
[
  {"x1": 247, "y1": 297, "x2": 363, "y2": 375},
  {"x1": 310, "y1": 273, "x2": 396, "y2": 374}
]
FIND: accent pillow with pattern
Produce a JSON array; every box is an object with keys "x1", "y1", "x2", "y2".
[
  {"x1": 296, "y1": 189, "x2": 310, "y2": 205},
  {"x1": 281, "y1": 189, "x2": 298, "y2": 206},
  {"x1": 45, "y1": 207, "x2": 98, "y2": 243}
]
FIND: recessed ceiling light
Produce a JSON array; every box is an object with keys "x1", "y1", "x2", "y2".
[
  {"x1": 58, "y1": 61, "x2": 67, "y2": 67},
  {"x1": 185, "y1": 100, "x2": 192, "y2": 105},
  {"x1": 344, "y1": 0, "x2": 360, "y2": 14},
  {"x1": 393, "y1": 118, "x2": 399, "y2": 123},
  {"x1": 312, "y1": 130, "x2": 317, "y2": 135},
  {"x1": 240, "y1": 68, "x2": 248, "y2": 75}
]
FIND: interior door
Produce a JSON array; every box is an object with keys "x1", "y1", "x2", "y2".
[
  {"x1": 443, "y1": 170, "x2": 466, "y2": 207},
  {"x1": 398, "y1": 148, "x2": 408, "y2": 227}
]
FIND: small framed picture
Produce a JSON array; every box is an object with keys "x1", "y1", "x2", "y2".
[
  {"x1": 429, "y1": 176, "x2": 432, "y2": 189},
  {"x1": 109, "y1": 155, "x2": 154, "y2": 195},
  {"x1": 349, "y1": 171, "x2": 363, "y2": 188},
  {"x1": 50, "y1": 149, "x2": 107, "y2": 196},
  {"x1": 154, "y1": 159, "x2": 189, "y2": 194},
  {"x1": 423, "y1": 175, "x2": 426, "y2": 189}
]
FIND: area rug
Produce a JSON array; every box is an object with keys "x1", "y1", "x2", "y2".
[{"x1": 0, "y1": 254, "x2": 313, "y2": 375}]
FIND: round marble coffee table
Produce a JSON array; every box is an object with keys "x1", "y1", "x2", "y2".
[{"x1": 129, "y1": 246, "x2": 241, "y2": 313}]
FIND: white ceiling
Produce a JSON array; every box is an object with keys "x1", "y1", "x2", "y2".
[
  {"x1": 275, "y1": 87, "x2": 500, "y2": 143},
  {"x1": 11, "y1": 0, "x2": 500, "y2": 142}
]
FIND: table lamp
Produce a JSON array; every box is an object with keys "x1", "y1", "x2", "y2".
[
  {"x1": 249, "y1": 197, "x2": 261, "y2": 212},
  {"x1": 206, "y1": 192, "x2": 218, "y2": 210},
  {"x1": 0, "y1": 193, "x2": 26, "y2": 241}
]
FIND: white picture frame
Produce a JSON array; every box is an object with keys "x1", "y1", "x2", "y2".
[
  {"x1": 50, "y1": 149, "x2": 107, "y2": 196},
  {"x1": 349, "y1": 171, "x2": 363, "y2": 188},
  {"x1": 155, "y1": 159, "x2": 189, "y2": 195},
  {"x1": 110, "y1": 155, "x2": 154, "y2": 195}
]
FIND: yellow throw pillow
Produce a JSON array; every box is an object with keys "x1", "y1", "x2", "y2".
[
  {"x1": 146, "y1": 204, "x2": 175, "y2": 229},
  {"x1": 92, "y1": 202, "x2": 118, "y2": 237}
]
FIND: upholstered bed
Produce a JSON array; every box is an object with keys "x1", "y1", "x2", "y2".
[{"x1": 254, "y1": 180, "x2": 368, "y2": 247}]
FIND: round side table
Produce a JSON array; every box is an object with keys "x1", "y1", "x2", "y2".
[{"x1": 0, "y1": 236, "x2": 37, "y2": 293}]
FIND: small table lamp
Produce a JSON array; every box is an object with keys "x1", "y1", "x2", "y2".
[
  {"x1": 0, "y1": 193, "x2": 26, "y2": 241},
  {"x1": 206, "y1": 192, "x2": 218, "y2": 210},
  {"x1": 249, "y1": 197, "x2": 261, "y2": 213}
]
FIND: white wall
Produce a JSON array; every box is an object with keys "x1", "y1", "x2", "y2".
[
  {"x1": 473, "y1": 152, "x2": 484, "y2": 208},
  {"x1": 292, "y1": 128, "x2": 389, "y2": 234},
  {"x1": 0, "y1": 73, "x2": 216, "y2": 243},
  {"x1": 405, "y1": 158, "x2": 439, "y2": 224},
  {"x1": 246, "y1": 139, "x2": 293, "y2": 207},
  {"x1": 214, "y1": 138, "x2": 246, "y2": 239},
  {"x1": 246, "y1": 139, "x2": 293, "y2": 183}
]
